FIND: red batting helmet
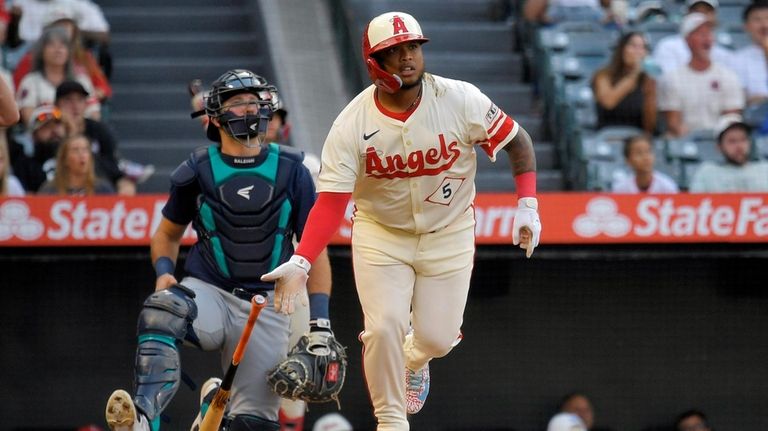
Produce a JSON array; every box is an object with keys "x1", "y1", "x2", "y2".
[{"x1": 362, "y1": 12, "x2": 429, "y2": 94}]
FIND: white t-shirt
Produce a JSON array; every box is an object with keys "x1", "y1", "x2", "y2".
[
  {"x1": 730, "y1": 44, "x2": 768, "y2": 100},
  {"x1": 16, "y1": 71, "x2": 100, "y2": 115},
  {"x1": 689, "y1": 161, "x2": 768, "y2": 192},
  {"x1": 652, "y1": 35, "x2": 734, "y2": 76},
  {"x1": 318, "y1": 73, "x2": 519, "y2": 234},
  {"x1": 5, "y1": 175, "x2": 26, "y2": 196},
  {"x1": 611, "y1": 171, "x2": 679, "y2": 193},
  {"x1": 16, "y1": 0, "x2": 110, "y2": 42},
  {"x1": 658, "y1": 63, "x2": 745, "y2": 133}
]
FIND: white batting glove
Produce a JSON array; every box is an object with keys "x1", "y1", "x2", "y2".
[
  {"x1": 512, "y1": 197, "x2": 541, "y2": 258},
  {"x1": 260, "y1": 255, "x2": 311, "y2": 315}
]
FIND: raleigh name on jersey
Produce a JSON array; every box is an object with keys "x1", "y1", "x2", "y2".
[{"x1": 318, "y1": 73, "x2": 519, "y2": 234}]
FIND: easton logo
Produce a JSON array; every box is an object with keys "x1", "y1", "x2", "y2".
[
  {"x1": 237, "y1": 185, "x2": 255, "y2": 200},
  {"x1": 365, "y1": 134, "x2": 460, "y2": 179}
]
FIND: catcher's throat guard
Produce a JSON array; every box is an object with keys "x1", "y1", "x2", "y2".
[{"x1": 267, "y1": 330, "x2": 347, "y2": 408}]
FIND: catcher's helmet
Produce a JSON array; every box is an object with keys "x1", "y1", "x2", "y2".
[
  {"x1": 362, "y1": 12, "x2": 428, "y2": 94},
  {"x1": 204, "y1": 69, "x2": 280, "y2": 142}
]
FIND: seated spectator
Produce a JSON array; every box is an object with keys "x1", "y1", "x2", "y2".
[
  {"x1": 523, "y1": 0, "x2": 613, "y2": 25},
  {"x1": 593, "y1": 31, "x2": 657, "y2": 134},
  {"x1": 10, "y1": 0, "x2": 110, "y2": 48},
  {"x1": 548, "y1": 412, "x2": 587, "y2": 431},
  {"x1": 652, "y1": 0, "x2": 733, "y2": 76},
  {"x1": 13, "y1": 11, "x2": 112, "y2": 104},
  {"x1": 54, "y1": 80, "x2": 142, "y2": 195},
  {"x1": 730, "y1": 1, "x2": 768, "y2": 106},
  {"x1": 15, "y1": 26, "x2": 100, "y2": 127},
  {"x1": 0, "y1": 138, "x2": 24, "y2": 196},
  {"x1": 37, "y1": 133, "x2": 113, "y2": 195},
  {"x1": 612, "y1": 134, "x2": 679, "y2": 192},
  {"x1": 10, "y1": 104, "x2": 67, "y2": 192},
  {"x1": 689, "y1": 113, "x2": 768, "y2": 191},
  {"x1": 658, "y1": 12, "x2": 744, "y2": 137},
  {"x1": 675, "y1": 409, "x2": 712, "y2": 431},
  {"x1": 560, "y1": 392, "x2": 615, "y2": 431}
]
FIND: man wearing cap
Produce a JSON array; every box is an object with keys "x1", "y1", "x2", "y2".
[
  {"x1": 55, "y1": 80, "x2": 141, "y2": 195},
  {"x1": 730, "y1": 1, "x2": 768, "y2": 106},
  {"x1": 652, "y1": 0, "x2": 734, "y2": 76},
  {"x1": 658, "y1": 12, "x2": 744, "y2": 137},
  {"x1": 10, "y1": 104, "x2": 67, "y2": 192},
  {"x1": 689, "y1": 113, "x2": 768, "y2": 191}
]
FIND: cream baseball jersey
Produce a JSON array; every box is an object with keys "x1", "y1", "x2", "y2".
[{"x1": 317, "y1": 73, "x2": 519, "y2": 234}]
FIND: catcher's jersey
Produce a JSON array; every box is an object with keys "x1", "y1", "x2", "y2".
[{"x1": 318, "y1": 73, "x2": 518, "y2": 234}]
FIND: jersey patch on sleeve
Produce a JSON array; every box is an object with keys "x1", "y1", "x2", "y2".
[{"x1": 484, "y1": 103, "x2": 500, "y2": 126}]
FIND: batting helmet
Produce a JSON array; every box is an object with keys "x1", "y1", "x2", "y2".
[
  {"x1": 362, "y1": 12, "x2": 429, "y2": 94},
  {"x1": 204, "y1": 69, "x2": 280, "y2": 142}
]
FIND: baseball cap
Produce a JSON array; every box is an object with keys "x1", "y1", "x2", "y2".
[
  {"x1": 312, "y1": 413, "x2": 353, "y2": 431},
  {"x1": 680, "y1": 12, "x2": 713, "y2": 37},
  {"x1": 714, "y1": 113, "x2": 751, "y2": 141},
  {"x1": 686, "y1": 0, "x2": 718, "y2": 10},
  {"x1": 547, "y1": 413, "x2": 587, "y2": 431},
  {"x1": 29, "y1": 105, "x2": 63, "y2": 131},
  {"x1": 55, "y1": 80, "x2": 90, "y2": 101}
]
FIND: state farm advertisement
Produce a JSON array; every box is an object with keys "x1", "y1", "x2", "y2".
[{"x1": 1, "y1": 193, "x2": 767, "y2": 246}]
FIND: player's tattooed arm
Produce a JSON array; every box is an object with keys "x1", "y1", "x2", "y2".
[{"x1": 503, "y1": 125, "x2": 536, "y2": 175}]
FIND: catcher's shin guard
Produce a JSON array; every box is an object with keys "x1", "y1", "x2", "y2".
[{"x1": 134, "y1": 284, "x2": 198, "y2": 421}]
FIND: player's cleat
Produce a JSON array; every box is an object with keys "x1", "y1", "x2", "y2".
[
  {"x1": 105, "y1": 389, "x2": 150, "y2": 431},
  {"x1": 190, "y1": 377, "x2": 223, "y2": 431},
  {"x1": 405, "y1": 363, "x2": 430, "y2": 414}
]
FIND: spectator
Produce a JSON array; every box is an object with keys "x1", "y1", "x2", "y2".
[
  {"x1": 10, "y1": 104, "x2": 67, "y2": 192},
  {"x1": 11, "y1": 0, "x2": 109, "y2": 46},
  {"x1": 16, "y1": 26, "x2": 100, "y2": 127},
  {"x1": 675, "y1": 409, "x2": 712, "y2": 431},
  {"x1": 652, "y1": 0, "x2": 733, "y2": 76},
  {"x1": 548, "y1": 412, "x2": 587, "y2": 431},
  {"x1": 689, "y1": 113, "x2": 768, "y2": 191},
  {"x1": 658, "y1": 12, "x2": 744, "y2": 137},
  {"x1": 0, "y1": 138, "x2": 24, "y2": 196},
  {"x1": 0, "y1": 66, "x2": 19, "y2": 127},
  {"x1": 54, "y1": 80, "x2": 143, "y2": 195},
  {"x1": 560, "y1": 392, "x2": 616, "y2": 431},
  {"x1": 37, "y1": 133, "x2": 113, "y2": 195},
  {"x1": 612, "y1": 134, "x2": 679, "y2": 192},
  {"x1": 13, "y1": 11, "x2": 112, "y2": 103},
  {"x1": 593, "y1": 31, "x2": 657, "y2": 134},
  {"x1": 730, "y1": 1, "x2": 768, "y2": 106},
  {"x1": 523, "y1": 0, "x2": 609, "y2": 25}
]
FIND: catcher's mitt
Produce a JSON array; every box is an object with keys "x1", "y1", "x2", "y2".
[{"x1": 267, "y1": 330, "x2": 347, "y2": 406}]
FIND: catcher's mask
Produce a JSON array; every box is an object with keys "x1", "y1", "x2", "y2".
[
  {"x1": 202, "y1": 69, "x2": 280, "y2": 147},
  {"x1": 362, "y1": 11, "x2": 428, "y2": 94}
]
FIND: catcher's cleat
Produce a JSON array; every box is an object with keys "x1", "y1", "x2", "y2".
[
  {"x1": 190, "y1": 377, "x2": 223, "y2": 431},
  {"x1": 105, "y1": 389, "x2": 150, "y2": 431},
  {"x1": 405, "y1": 364, "x2": 430, "y2": 415}
]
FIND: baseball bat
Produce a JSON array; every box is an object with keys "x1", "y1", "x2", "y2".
[{"x1": 199, "y1": 294, "x2": 267, "y2": 431}]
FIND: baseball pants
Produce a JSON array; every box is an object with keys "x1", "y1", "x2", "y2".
[{"x1": 352, "y1": 209, "x2": 475, "y2": 431}]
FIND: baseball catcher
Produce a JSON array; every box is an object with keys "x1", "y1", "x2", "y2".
[{"x1": 267, "y1": 327, "x2": 347, "y2": 407}]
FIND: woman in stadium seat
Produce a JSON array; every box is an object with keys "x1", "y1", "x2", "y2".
[
  {"x1": 592, "y1": 31, "x2": 658, "y2": 134},
  {"x1": 37, "y1": 133, "x2": 113, "y2": 195}
]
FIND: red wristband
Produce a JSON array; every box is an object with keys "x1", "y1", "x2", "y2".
[{"x1": 515, "y1": 171, "x2": 537, "y2": 198}]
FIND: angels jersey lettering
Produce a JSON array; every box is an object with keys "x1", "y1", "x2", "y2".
[{"x1": 318, "y1": 73, "x2": 518, "y2": 233}]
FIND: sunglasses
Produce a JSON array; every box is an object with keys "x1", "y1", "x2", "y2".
[{"x1": 34, "y1": 107, "x2": 63, "y2": 124}]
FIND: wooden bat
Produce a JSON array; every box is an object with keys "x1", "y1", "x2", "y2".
[{"x1": 199, "y1": 294, "x2": 267, "y2": 431}]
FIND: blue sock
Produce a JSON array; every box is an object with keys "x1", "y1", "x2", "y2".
[{"x1": 309, "y1": 293, "x2": 330, "y2": 321}]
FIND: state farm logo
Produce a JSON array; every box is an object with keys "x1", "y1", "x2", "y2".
[
  {"x1": 0, "y1": 200, "x2": 44, "y2": 240},
  {"x1": 573, "y1": 197, "x2": 631, "y2": 238}
]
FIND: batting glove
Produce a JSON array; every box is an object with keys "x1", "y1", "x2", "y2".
[
  {"x1": 261, "y1": 255, "x2": 311, "y2": 315},
  {"x1": 512, "y1": 197, "x2": 541, "y2": 258}
]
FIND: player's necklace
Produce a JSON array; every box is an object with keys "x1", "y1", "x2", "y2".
[{"x1": 406, "y1": 85, "x2": 423, "y2": 111}]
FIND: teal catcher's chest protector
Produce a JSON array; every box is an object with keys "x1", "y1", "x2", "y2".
[{"x1": 193, "y1": 144, "x2": 296, "y2": 281}]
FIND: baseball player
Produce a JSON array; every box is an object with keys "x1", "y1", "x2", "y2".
[
  {"x1": 262, "y1": 11, "x2": 541, "y2": 431},
  {"x1": 104, "y1": 69, "x2": 333, "y2": 431}
]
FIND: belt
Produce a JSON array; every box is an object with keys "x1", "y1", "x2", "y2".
[{"x1": 231, "y1": 288, "x2": 270, "y2": 302}]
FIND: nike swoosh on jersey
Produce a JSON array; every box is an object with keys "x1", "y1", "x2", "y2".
[{"x1": 363, "y1": 130, "x2": 380, "y2": 140}]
